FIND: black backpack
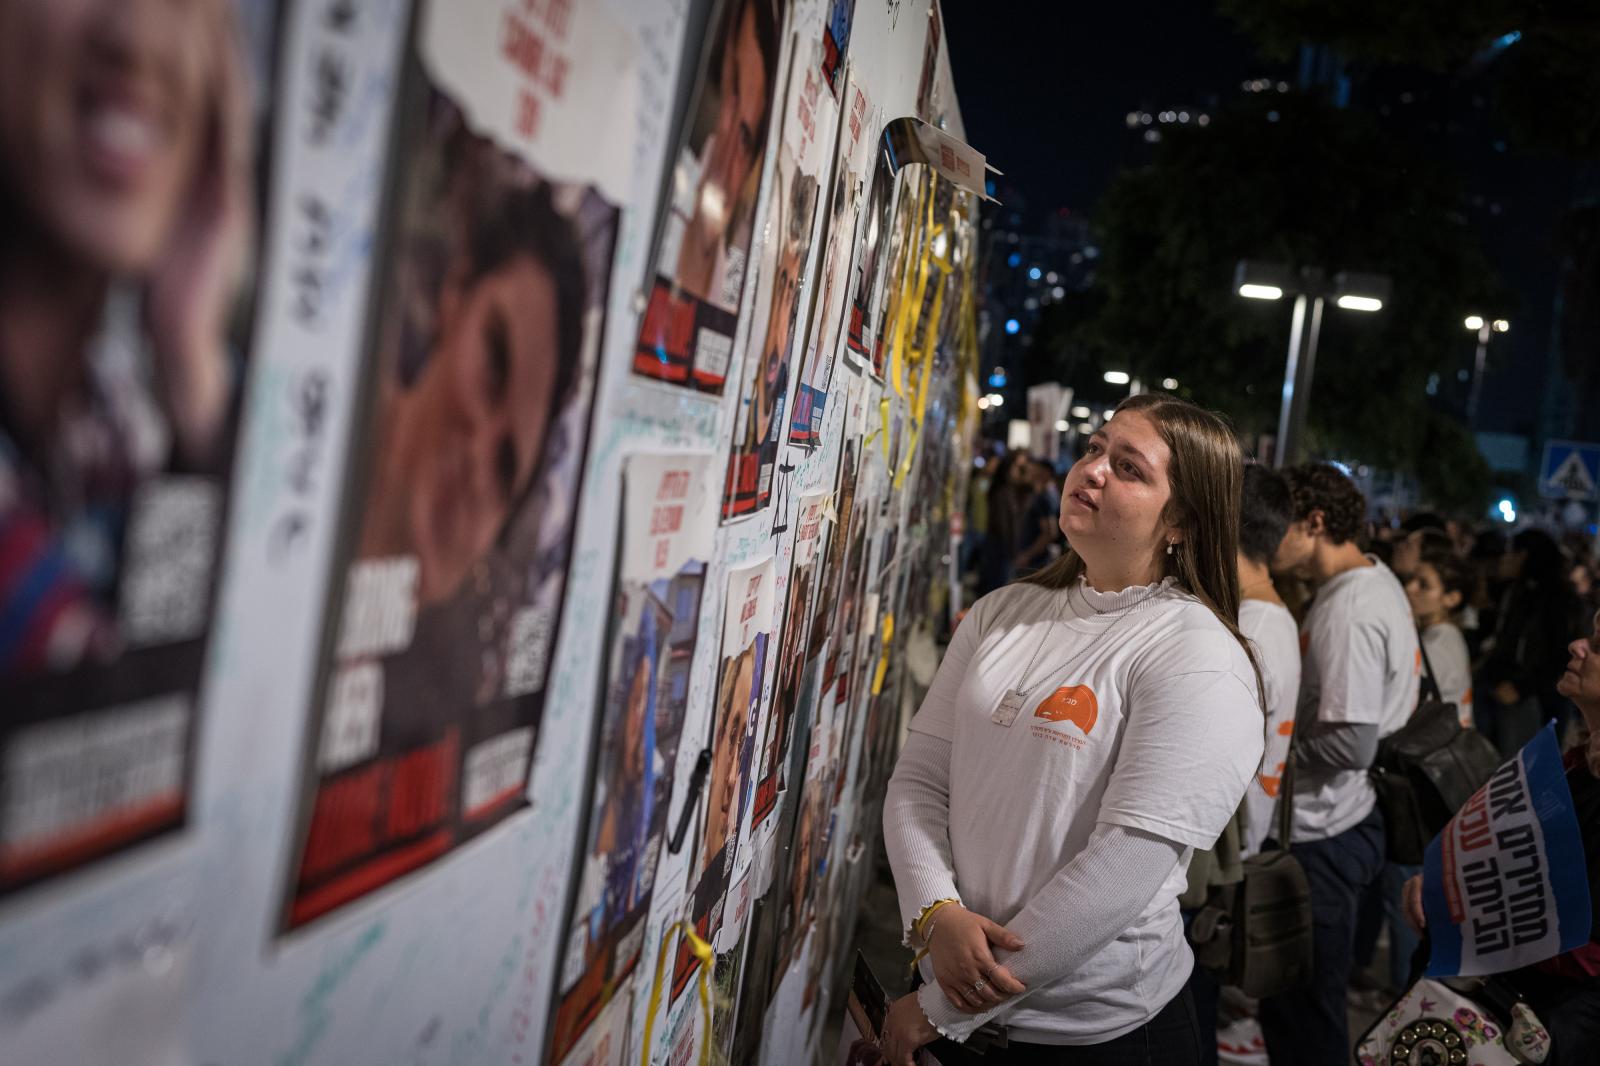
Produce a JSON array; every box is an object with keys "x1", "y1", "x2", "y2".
[{"x1": 1370, "y1": 631, "x2": 1502, "y2": 865}]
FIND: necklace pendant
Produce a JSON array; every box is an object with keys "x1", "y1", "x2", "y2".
[{"x1": 992, "y1": 689, "x2": 1028, "y2": 726}]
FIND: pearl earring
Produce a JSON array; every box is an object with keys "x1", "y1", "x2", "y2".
[{"x1": 1166, "y1": 542, "x2": 1176, "y2": 556}]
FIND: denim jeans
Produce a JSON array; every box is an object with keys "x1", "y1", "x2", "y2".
[
  {"x1": 1258, "y1": 805, "x2": 1386, "y2": 1066},
  {"x1": 1353, "y1": 860, "x2": 1423, "y2": 990}
]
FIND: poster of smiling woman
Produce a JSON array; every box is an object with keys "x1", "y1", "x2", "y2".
[
  {"x1": 279, "y1": 0, "x2": 631, "y2": 932},
  {"x1": 0, "y1": 0, "x2": 274, "y2": 895}
]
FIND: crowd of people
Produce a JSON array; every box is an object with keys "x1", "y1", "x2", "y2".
[{"x1": 873, "y1": 395, "x2": 1600, "y2": 1066}]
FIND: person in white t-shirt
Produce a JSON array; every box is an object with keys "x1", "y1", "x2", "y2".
[
  {"x1": 1260, "y1": 463, "x2": 1420, "y2": 1066},
  {"x1": 1352, "y1": 531, "x2": 1476, "y2": 995},
  {"x1": 1405, "y1": 531, "x2": 1474, "y2": 727},
  {"x1": 1183, "y1": 463, "x2": 1302, "y2": 1066},
  {"x1": 1237, "y1": 464, "x2": 1302, "y2": 858},
  {"x1": 878, "y1": 393, "x2": 1265, "y2": 1065}
]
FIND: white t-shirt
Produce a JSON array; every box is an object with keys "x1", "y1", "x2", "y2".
[
  {"x1": 1239, "y1": 599, "x2": 1301, "y2": 857},
  {"x1": 906, "y1": 577, "x2": 1263, "y2": 1043},
  {"x1": 1292, "y1": 558, "x2": 1421, "y2": 842},
  {"x1": 1421, "y1": 622, "x2": 1473, "y2": 728}
]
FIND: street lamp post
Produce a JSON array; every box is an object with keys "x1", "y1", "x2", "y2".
[
  {"x1": 1463, "y1": 315, "x2": 1509, "y2": 422},
  {"x1": 1234, "y1": 260, "x2": 1392, "y2": 468}
]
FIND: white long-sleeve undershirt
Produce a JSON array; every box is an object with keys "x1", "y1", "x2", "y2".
[{"x1": 883, "y1": 730, "x2": 1186, "y2": 1043}]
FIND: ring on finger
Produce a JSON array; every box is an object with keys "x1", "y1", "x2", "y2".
[{"x1": 971, "y1": 978, "x2": 988, "y2": 995}]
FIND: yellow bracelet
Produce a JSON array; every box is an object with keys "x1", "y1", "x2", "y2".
[{"x1": 913, "y1": 897, "x2": 959, "y2": 943}]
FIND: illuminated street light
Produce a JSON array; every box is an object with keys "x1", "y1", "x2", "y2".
[
  {"x1": 1070, "y1": 405, "x2": 1090, "y2": 418},
  {"x1": 1462, "y1": 314, "x2": 1511, "y2": 421},
  {"x1": 1103, "y1": 370, "x2": 1131, "y2": 385},
  {"x1": 1238, "y1": 284, "x2": 1283, "y2": 300},
  {"x1": 1233, "y1": 260, "x2": 1391, "y2": 466},
  {"x1": 1054, "y1": 420, "x2": 1071, "y2": 432},
  {"x1": 1161, "y1": 377, "x2": 1179, "y2": 390}
]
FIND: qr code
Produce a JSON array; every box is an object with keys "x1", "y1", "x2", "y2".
[
  {"x1": 695, "y1": 327, "x2": 733, "y2": 379},
  {"x1": 503, "y1": 606, "x2": 552, "y2": 698},
  {"x1": 118, "y1": 478, "x2": 219, "y2": 645}
]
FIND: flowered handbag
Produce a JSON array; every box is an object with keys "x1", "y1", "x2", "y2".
[{"x1": 1355, "y1": 977, "x2": 1551, "y2": 1066}]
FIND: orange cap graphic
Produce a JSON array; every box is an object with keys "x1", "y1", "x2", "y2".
[{"x1": 1034, "y1": 684, "x2": 1098, "y2": 735}]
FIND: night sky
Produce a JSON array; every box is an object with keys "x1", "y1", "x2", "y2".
[
  {"x1": 941, "y1": 0, "x2": 1563, "y2": 443},
  {"x1": 943, "y1": 0, "x2": 1268, "y2": 214}
]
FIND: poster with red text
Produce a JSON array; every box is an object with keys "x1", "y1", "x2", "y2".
[
  {"x1": 749, "y1": 493, "x2": 827, "y2": 831},
  {"x1": 789, "y1": 71, "x2": 874, "y2": 447},
  {"x1": 671, "y1": 555, "x2": 775, "y2": 1003},
  {"x1": 548, "y1": 452, "x2": 717, "y2": 1063},
  {"x1": 842, "y1": 156, "x2": 893, "y2": 374},
  {"x1": 722, "y1": 39, "x2": 833, "y2": 519},
  {"x1": 633, "y1": 0, "x2": 788, "y2": 394},
  {"x1": 279, "y1": 0, "x2": 631, "y2": 932}
]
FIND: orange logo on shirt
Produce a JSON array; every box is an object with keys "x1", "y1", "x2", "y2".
[
  {"x1": 1034, "y1": 685, "x2": 1098, "y2": 735},
  {"x1": 1299, "y1": 630, "x2": 1311, "y2": 656},
  {"x1": 1415, "y1": 648, "x2": 1423, "y2": 675}
]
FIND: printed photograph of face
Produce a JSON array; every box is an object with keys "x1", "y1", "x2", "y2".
[
  {"x1": 753, "y1": 562, "x2": 814, "y2": 823},
  {"x1": 673, "y1": 0, "x2": 781, "y2": 307},
  {"x1": 355, "y1": 95, "x2": 593, "y2": 609},
  {"x1": 285, "y1": 83, "x2": 616, "y2": 933},
  {"x1": 723, "y1": 146, "x2": 818, "y2": 517},
  {"x1": 704, "y1": 638, "x2": 762, "y2": 874},
  {"x1": 586, "y1": 602, "x2": 666, "y2": 955},
  {"x1": 0, "y1": 0, "x2": 256, "y2": 677},
  {"x1": 745, "y1": 160, "x2": 817, "y2": 450}
]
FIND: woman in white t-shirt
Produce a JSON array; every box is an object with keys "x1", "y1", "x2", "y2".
[
  {"x1": 1403, "y1": 532, "x2": 1474, "y2": 727},
  {"x1": 879, "y1": 394, "x2": 1265, "y2": 1065}
]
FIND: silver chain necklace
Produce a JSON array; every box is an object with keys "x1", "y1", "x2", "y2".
[{"x1": 991, "y1": 579, "x2": 1168, "y2": 727}]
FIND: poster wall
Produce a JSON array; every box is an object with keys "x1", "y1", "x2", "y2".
[{"x1": 0, "y1": 2, "x2": 980, "y2": 1065}]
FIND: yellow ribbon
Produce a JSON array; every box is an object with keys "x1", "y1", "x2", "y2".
[
  {"x1": 887, "y1": 171, "x2": 938, "y2": 398},
  {"x1": 639, "y1": 920, "x2": 715, "y2": 1066},
  {"x1": 893, "y1": 185, "x2": 956, "y2": 490},
  {"x1": 871, "y1": 612, "x2": 895, "y2": 696}
]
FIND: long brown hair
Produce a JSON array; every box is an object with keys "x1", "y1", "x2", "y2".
[{"x1": 1024, "y1": 393, "x2": 1263, "y2": 706}]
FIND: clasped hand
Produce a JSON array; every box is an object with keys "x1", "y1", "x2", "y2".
[{"x1": 924, "y1": 904, "x2": 1026, "y2": 1014}]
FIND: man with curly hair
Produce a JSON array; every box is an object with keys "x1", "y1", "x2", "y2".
[{"x1": 1259, "y1": 462, "x2": 1421, "y2": 1066}]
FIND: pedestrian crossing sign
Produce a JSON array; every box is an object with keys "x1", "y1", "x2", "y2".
[{"x1": 1539, "y1": 440, "x2": 1600, "y2": 501}]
